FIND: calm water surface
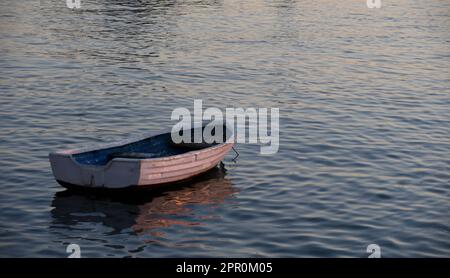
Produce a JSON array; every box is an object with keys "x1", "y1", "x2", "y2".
[{"x1": 0, "y1": 0, "x2": 449, "y2": 257}]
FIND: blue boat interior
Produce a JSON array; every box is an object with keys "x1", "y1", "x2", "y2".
[{"x1": 72, "y1": 126, "x2": 228, "y2": 166}]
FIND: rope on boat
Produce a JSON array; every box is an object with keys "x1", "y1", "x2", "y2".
[
  {"x1": 232, "y1": 146, "x2": 239, "y2": 162},
  {"x1": 220, "y1": 146, "x2": 239, "y2": 172}
]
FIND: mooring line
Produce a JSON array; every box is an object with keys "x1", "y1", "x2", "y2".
[{"x1": 232, "y1": 146, "x2": 239, "y2": 163}]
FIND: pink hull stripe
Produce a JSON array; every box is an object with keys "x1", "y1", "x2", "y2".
[
  {"x1": 141, "y1": 145, "x2": 232, "y2": 173},
  {"x1": 138, "y1": 143, "x2": 233, "y2": 186},
  {"x1": 143, "y1": 155, "x2": 223, "y2": 180},
  {"x1": 138, "y1": 162, "x2": 220, "y2": 186}
]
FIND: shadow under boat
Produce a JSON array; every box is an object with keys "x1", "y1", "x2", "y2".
[{"x1": 50, "y1": 167, "x2": 237, "y2": 235}]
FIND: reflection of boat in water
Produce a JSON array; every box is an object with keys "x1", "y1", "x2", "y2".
[{"x1": 50, "y1": 167, "x2": 236, "y2": 235}]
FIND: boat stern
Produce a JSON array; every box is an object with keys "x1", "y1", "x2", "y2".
[{"x1": 49, "y1": 152, "x2": 141, "y2": 189}]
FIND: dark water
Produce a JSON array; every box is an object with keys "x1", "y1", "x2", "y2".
[{"x1": 1, "y1": 0, "x2": 449, "y2": 257}]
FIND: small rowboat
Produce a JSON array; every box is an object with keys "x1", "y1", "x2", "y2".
[{"x1": 49, "y1": 124, "x2": 234, "y2": 190}]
